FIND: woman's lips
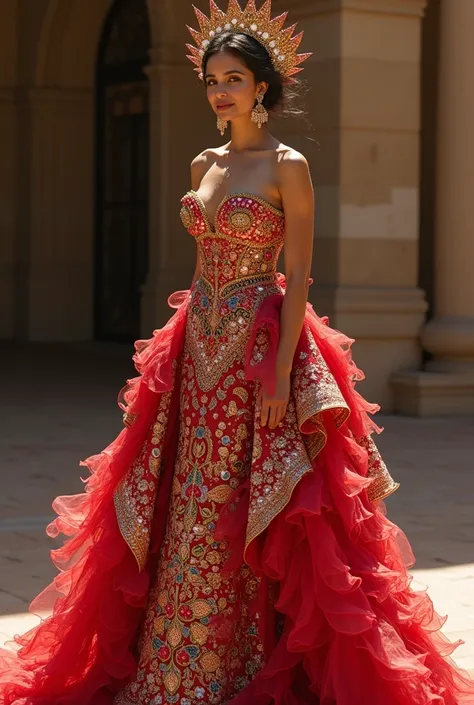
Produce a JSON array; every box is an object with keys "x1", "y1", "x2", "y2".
[{"x1": 216, "y1": 103, "x2": 234, "y2": 111}]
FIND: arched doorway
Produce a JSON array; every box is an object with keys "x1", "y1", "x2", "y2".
[{"x1": 95, "y1": 0, "x2": 151, "y2": 342}]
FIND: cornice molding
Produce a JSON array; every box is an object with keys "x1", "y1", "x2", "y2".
[{"x1": 271, "y1": 0, "x2": 427, "y2": 19}]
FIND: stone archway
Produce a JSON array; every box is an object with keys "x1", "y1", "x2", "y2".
[
  {"x1": 28, "y1": 0, "x2": 201, "y2": 341},
  {"x1": 27, "y1": 0, "x2": 113, "y2": 340},
  {"x1": 27, "y1": 0, "x2": 162, "y2": 342},
  {"x1": 35, "y1": 0, "x2": 112, "y2": 89}
]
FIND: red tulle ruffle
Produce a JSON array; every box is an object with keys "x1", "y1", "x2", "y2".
[
  {"x1": 212, "y1": 284, "x2": 474, "y2": 705},
  {"x1": 0, "y1": 293, "x2": 190, "y2": 704},
  {"x1": 1, "y1": 280, "x2": 473, "y2": 705}
]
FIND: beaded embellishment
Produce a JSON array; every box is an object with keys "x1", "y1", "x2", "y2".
[{"x1": 179, "y1": 190, "x2": 285, "y2": 392}]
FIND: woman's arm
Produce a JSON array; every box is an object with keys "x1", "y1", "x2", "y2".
[
  {"x1": 189, "y1": 153, "x2": 207, "y2": 286},
  {"x1": 260, "y1": 150, "x2": 315, "y2": 429}
]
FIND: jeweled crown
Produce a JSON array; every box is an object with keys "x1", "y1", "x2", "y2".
[{"x1": 186, "y1": 0, "x2": 312, "y2": 82}]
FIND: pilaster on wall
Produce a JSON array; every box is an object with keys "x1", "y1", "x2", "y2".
[
  {"x1": 392, "y1": 0, "x2": 474, "y2": 416},
  {"x1": 280, "y1": 0, "x2": 427, "y2": 408},
  {"x1": 141, "y1": 0, "x2": 218, "y2": 334},
  {"x1": 0, "y1": 1, "x2": 19, "y2": 339},
  {"x1": 0, "y1": 89, "x2": 18, "y2": 339},
  {"x1": 26, "y1": 88, "x2": 94, "y2": 341}
]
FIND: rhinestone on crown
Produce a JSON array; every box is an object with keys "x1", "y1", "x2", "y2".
[{"x1": 186, "y1": 0, "x2": 312, "y2": 82}]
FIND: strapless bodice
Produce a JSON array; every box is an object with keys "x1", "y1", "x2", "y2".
[
  {"x1": 180, "y1": 190, "x2": 285, "y2": 295},
  {"x1": 179, "y1": 190, "x2": 286, "y2": 389}
]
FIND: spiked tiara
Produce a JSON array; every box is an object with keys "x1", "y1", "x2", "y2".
[{"x1": 186, "y1": 0, "x2": 312, "y2": 82}]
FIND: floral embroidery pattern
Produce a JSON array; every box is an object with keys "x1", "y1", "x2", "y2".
[
  {"x1": 115, "y1": 349, "x2": 265, "y2": 705},
  {"x1": 114, "y1": 390, "x2": 172, "y2": 570},
  {"x1": 180, "y1": 192, "x2": 285, "y2": 394},
  {"x1": 187, "y1": 277, "x2": 280, "y2": 393}
]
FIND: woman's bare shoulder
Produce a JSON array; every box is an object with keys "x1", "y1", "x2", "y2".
[
  {"x1": 276, "y1": 143, "x2": 309, "y2": 166},
  {"x1": 190, "y1": 146, "x2": 227, "y2": 187},
  {"x1": 191, "y1": 145, "x2": 227, "y2": 167},
  {"x1": 275, "y1": 144, "x2": 313, "y2": 197}
]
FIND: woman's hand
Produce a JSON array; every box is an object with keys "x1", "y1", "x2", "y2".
[{"x1": 259, "y1": 371, "x2": 291, "y2": 429}]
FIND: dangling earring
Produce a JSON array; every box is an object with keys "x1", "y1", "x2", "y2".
[
  {"x1": 217, "y1": 116, "x2": 228, "y2": 136},
  {"x1": 251, "y1": 93, "x2": 269, "y2": 129}
]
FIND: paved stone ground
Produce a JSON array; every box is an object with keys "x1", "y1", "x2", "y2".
[{"x1": 1, "y1": 341, "x2": 474, "y2": 675}]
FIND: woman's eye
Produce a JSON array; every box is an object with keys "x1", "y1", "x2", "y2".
[{"x1": 206, "y1": 76, "x2": 240, "y2": 87}]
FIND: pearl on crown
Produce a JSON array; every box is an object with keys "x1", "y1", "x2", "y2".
[
  {"x1": 250, "y1": 23, "x2": 258, "y2": 31},
  {"x1": 262, "y1": 32, "x2": 269, "y2": 39}
]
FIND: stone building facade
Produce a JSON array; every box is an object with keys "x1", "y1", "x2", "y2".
[{"x1": 0, "y1": 0, "x2": 472, "y2": 415}]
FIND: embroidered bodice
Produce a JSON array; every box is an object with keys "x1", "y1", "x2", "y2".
[
  {"x1": 179, "y1": 190, "x2": 286, "y2": 392},
  {"x1": 180, "y1": 190, "x2": 285, "y2": 292}
]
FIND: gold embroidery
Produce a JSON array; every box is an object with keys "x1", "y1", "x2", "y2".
[
  {"x1": 196, "y1": 233, "x2": 282, "y2": 293},
  {"x1": 357, "y1": 434, "x2": 400, "y2": 503},
  {"x1": 229, "y1": 208, "x2": 254, "y2": 232},
  {"x1": 245, "y1": 396, "x2": 314, "y2": 554},
  {"x1": 187, "y1": 277, "x2": 280, "y2": 393},
  {"x1": 116, "y1": 357, "x2": 265, "y2": 705},
  {"x1": 292, "y1": 328, "x2": 350, "y2": 457},
  {"x1": 187, "y1": 189, "x2": 284, "y2": 235},
  {"x1": 114, "y1": 391, "x2": 172, "y2": 571},
  {"x1": 180, "y1": 204, "x2": 195, "y2": 230}
]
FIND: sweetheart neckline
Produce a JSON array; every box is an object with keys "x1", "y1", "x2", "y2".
[{"x1": 187, "y1": 189, "x2": 284, "y2": 233}]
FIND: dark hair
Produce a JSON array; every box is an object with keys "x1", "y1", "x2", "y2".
[{"x1": 202, "y1": 31, "x2": 306, "y2": 119}]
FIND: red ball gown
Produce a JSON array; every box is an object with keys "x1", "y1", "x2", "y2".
[{"x1": 1, "y1": 191, "x2": 473, "y2": 705}]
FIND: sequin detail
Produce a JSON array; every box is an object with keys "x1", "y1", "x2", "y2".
[
  {"x1": 115, "y1": 348, "x2": 266, "y2": 705},
  {"x1": 180, "y1": 191, "x2": 285, "y2": 239},
  {"x1": 357, "y1": 434, "x2": 400, "y2": 503},
  {"x1": 114, "y1": 391, "x2": 172, "y2": 570},
  {"x1": 181, "y1": 191, "x2": 285, "y2": 394}
]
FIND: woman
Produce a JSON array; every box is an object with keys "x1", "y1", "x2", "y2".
[{"x1": 1, "y1": 1, "x2": 473, "y2": 704}]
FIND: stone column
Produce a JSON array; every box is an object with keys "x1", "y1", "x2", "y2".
[
  {"x1": 141, "y1": 2, "x2": 218, "y2": 335},
  {"x1": 393, "y1": 0, "x2": 474, "y2": 415},
  {"x1": 422, "y1": 0, "x2": 474, "y2": 373},
  {"x1": 25, "y1": 88, "x2": 94, "y2": 341},
  {"x1": 280, "y1": 0, "x2": 427, "y2": 409},
  {"x1": 141, "y1": 45, "x2": 189, "y2": 335}
]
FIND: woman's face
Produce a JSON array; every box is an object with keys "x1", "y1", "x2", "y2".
[{"x1": 204, "y1": 50, "x2": 266, "y2": 123}]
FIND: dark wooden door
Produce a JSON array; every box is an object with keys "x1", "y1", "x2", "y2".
[{"x1": 95, "y1": 0, "x2": 150, "y2": 342}]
